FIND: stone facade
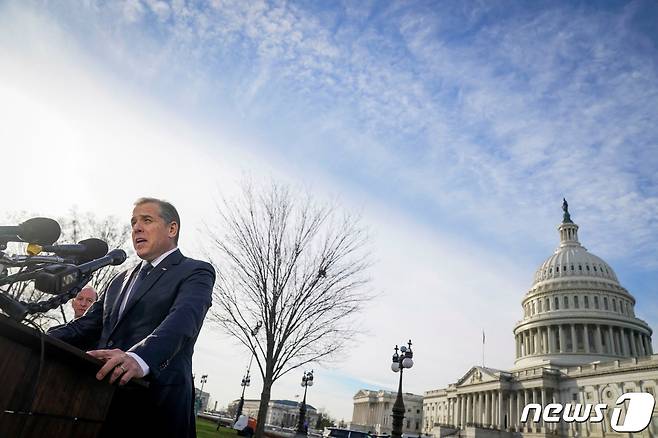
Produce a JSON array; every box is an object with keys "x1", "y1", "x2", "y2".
[
  {"x1": 351, "y1": 389, "x2": 423, "y2": 435},
  {"x1": 423, "y1": 359, "x2": 658, "y2": 437},
  {"x1": 423, "y1": 204, "x2": 658, "y2": 438},
  {"x1": 195, "y1": 388, "x2": 210, "y2": 412},
  {"x1": 229, "y1": 399, "x2": 318, "y2": 429}
]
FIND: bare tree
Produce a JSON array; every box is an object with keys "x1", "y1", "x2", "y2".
[
  {"x1": 0, "y1": 209, "x2": 131, "y2": 328},
  {"x1": 57, "y1": 207, "x2": 133, "y2": 296},
  {"x1": 208, "y1": 182, "x2": 372, "y2": 438}
]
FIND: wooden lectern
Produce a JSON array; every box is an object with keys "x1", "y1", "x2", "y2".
[{"x1": 0, "y1": 315, "x2": 149, "y2": 437}]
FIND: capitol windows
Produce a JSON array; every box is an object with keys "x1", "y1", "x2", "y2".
[
  {"x1": 532, "y1": 302, "x2": 536, "y2": 314},
  {"x1": 574, "y1": 296, "x2": 580, "y2": 308},
  {"x1": 584, "y1": 296, "x2": 589, "y2": 308},
  {"x1": 613, "y1": 299, "x2": 617, "y2": 312},
  {"x1": 564, "y1": 296, "x2": 569, "y2": 309},
  {"x1": 538, "y1": 300, "x2": 542, "y2": 312},
  {"x1": 555, "y1": 297, "x2": 559, "y2": 309},
  {"x1": 545, "y1": 298, "x2": 550, "y2": 311},
  {"x1": 594, "y1": 296, "x2": 599, "y2": 309},
  {"x1": 604, "y1": 297, "x2": 609, "y2": 310},
  {"x1": 579, "y1": 265, "x2": 583, "y2": 271}
]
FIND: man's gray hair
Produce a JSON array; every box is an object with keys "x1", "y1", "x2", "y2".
[
  {"x1": 80, "y1": 285, "x2": 98, "y2": 299},
  {"x1": 134, "y1": 197, "x2": 181, "y2": 243}
]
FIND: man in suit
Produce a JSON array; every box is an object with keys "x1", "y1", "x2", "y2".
[
  {"x1": 48, "y1": 197, "x2": 215, "y2": 438},
  {"x1": 46, "y1": 286, "x2": 98, "y2": 349},
  {"x1": 71, "y1": 286, "x2": 97, "y2": 318}
]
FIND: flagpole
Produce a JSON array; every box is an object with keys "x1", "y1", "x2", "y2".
[{"x1": 482, "y1": 330, "x2": 485, "y2": 368}]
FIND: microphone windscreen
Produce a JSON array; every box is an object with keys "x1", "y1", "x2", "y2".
[
  {"x1": 76, "y1": 238, "x2": 109, "y2": 263},
  {"x1": 108, "y1": 249, "x2": 127, "y2": 265},
  {"x1": 18, "y1": 218, "x2": 61, "y2": 245}
]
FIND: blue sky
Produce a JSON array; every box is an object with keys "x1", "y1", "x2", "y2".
[
  {"x1": 2, "y1": 0, "x2": 658, "y2": 421},
  {"x1": 45, "y1": 0, "x2": 658, "y2": 261}
]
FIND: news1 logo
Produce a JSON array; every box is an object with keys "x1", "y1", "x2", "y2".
[{"x1": 520, "y1": 392, "x2": 655, "y2": 433}]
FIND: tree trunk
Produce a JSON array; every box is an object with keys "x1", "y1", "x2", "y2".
[{"x1": 254, "y1": 371, "x2": 274, "y2": 438}]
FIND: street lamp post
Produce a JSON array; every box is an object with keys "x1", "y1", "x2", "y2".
[
  {"x1": 296, "y1": 370, "x2": 315, "y2": 437},
  {"x1": 391, "y1": 340, "x2": 414, "y2": 438},
  {"x1": 234, "y1": 370, "x2": 251, "y2": 423},
  {"x1": 224, "y1": 320, "x2": 263, "y2": 431}
]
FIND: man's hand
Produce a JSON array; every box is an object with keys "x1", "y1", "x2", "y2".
[{"x1": 87, "y1": 349, "x2": 145, "y2": 386}]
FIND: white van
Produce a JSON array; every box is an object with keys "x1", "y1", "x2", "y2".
[{"x1": 323, "y1": 427, "x2": 372, "y2": 438}]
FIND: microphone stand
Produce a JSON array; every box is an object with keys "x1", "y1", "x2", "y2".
[
  {"x1": 0, "y1": 291, "x2": 28, "y2": 321},
  {"x1": 0, "y1": 275, "x2": 92, "y2": 323},
  {"x1": 24, "y1": 275, "x2": 92, "y2": 317}
]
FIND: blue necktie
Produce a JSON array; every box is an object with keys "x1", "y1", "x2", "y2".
[
  {"x1": 132, "y1": 263, "x2": 153, "y2": 293},
  {"x1": 117, "y1": 262, "x2": 153, "y2": 319}
]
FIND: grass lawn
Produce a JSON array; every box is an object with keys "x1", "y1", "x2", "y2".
[{"x1": 196, "y1": 418, "x2": 240, "y2": 438}]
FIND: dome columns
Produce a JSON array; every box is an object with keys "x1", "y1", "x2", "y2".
[
  {"x1": 514, "y1": 322, "x2": 653, "y2": 364},
  {"x1": 558, "y1": 222, "x2": 580, "y2": 247}
]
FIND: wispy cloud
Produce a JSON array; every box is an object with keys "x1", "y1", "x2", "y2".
[
  {"x1": 3, "y1": 0, "x2": 658, "y2": 420},
  {"x1": 88, "y1": 0, "x2": 657, "y2": 269}
]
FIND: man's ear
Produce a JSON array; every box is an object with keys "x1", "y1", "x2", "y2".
[{"x1": 168, "y1": 222, "x2": 179, "y2": 240}]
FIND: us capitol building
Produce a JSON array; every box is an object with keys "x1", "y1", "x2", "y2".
[{"x1": 422, "y1": 201, "x2": 658, "y2": 438}]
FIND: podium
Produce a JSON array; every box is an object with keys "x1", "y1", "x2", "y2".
[{"x1": 0, "y1": 315, "x2": 149, "y2": 437}]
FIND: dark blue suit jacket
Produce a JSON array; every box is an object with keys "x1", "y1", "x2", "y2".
[{"x1": 48, "y1": 249, "x2": 215, "y2": 437}]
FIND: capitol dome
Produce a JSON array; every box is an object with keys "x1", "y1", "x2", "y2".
[
  {"x1": 513, "y1": 200, "x2": 653, "y2": 368},
  {"x1": 532, "y1": 209, "x2": 619, "y2": 285}
]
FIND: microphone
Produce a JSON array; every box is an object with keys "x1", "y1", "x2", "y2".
[
  {"x1": 76, "y1": 249, "x2": 127, "y2": 274},
  {"x1": 0, "y1": 258, "x2": 66, "y2": 286},
  {"x1": 40, "y1": 238, "x2": 109, "y2": 263},
  {"x1": 34, "y1": 249, "x2": 127, "y2": 294},
  {"x1": 0, "y1": 218, "x2": 61, "y2": 245},
  {"x1": 0, "y1": 293, "x2": 28, "y2": 321},
  {"x1": 34, "y1": 265, "x2": 79, "y2": 294}
]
